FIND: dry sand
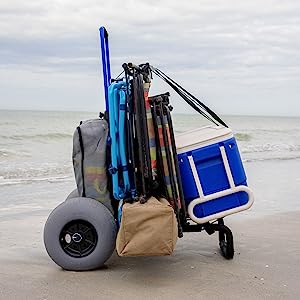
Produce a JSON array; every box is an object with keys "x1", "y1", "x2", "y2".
[
  {"x1": 1, "y1": 160, "x2": 300, "y2": 299},
  {"x1": 0, "y1": 209, "x2": 299, "y2": 300}
]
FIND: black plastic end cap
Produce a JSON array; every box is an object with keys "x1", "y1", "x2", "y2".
[{"x1": 99, "y1": 26, "x2": 108, "y2": 38}]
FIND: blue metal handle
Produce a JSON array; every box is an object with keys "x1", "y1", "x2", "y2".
[{"x1": 99, "y1": 26, "x2": 112, "y2": 112}]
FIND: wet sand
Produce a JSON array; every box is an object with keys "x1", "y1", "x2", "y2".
[{"x1": 1, "y1": 160, "x2": 300, "y2": 299}]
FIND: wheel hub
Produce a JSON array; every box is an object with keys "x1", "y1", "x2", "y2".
[
  {"x1": 72, "y1": 232, "x2": 83, "y2": 243},
  {"x1": 59, "y1": 219, "x2": 98, "y2": 258}
]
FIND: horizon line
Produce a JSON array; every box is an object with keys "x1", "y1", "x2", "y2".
[{"x1": 0, "y1": 108, "x2": 299, "y2": 118}]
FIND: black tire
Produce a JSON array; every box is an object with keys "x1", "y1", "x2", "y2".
[
  {"x1": 218, "y1": 218, "x2": 225, "y2": 242},
  {"x1": 44, "y1": 197, "x2": 117, "y2": 271},
  {"x1": 66, "y1": 189, "x2": 79, "y2": 200},
  {"x1": 218, "y1": 225, "x2": 234, "y2": 259}
]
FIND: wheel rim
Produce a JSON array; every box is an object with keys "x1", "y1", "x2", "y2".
[{"x1": 59, "y1": 219, "x2": 98, "y2": 258}]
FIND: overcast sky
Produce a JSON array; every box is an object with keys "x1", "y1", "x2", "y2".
[{"x1": 0, "y1": 0, "x2": 300, "y2": 116}]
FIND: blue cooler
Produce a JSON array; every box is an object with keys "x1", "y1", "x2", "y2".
[{"x1": 176, "y1": 126, "x2": 254, "y2": 224}]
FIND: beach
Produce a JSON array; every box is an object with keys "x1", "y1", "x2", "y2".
[
  {"x1": 1, "y1": 158, "x2": 300, "y2": 299},
  {"x1": 1, "y1": 111, "x2": 300, "y2": 299},
  {"x1": 2, "y1": 0, "x2": 300, "y2": 297},
  {"x1": 1, "y1": 0, "x2": 300, "y2": 297}
]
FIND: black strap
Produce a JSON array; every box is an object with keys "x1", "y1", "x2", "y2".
[
  {"x1": 151, "y1": 67, "x2": 228, "y2": 128},
  {"x1": 77, "y1": 126, "x2": 86, "y2": 197},
  {"x1": 123, "y1": 64, "x2": 138, "y2": 195},
  {"x1": 164, "y1": 104, "x2": 187, "y2": 220},
  {"x1": 132, "y1": 73, "x2": 147, "y2": 196}
]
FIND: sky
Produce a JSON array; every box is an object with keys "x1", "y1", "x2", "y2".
[{"x1": 0, "y1": 0, "x2": 300, "y2": 116}]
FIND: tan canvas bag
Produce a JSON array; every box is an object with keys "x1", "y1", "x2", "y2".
[{"x1": 116, "y1": 197, "x2": 178, "y2": 257}]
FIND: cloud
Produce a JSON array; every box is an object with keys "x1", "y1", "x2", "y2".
[{"x1": 0, "y1": 0, "x2": 300, "y2": 115}]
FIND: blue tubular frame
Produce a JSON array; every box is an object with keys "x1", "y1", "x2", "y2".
[
  {"x1": 108, "y1": 81, "x2": 131, "y2": 200},
  {"x1": 118, "y1": 87, "x2": 131, "y2": 193},
  {"x1": 99, "y1": 26, "x2": 111, "y2": 112}
]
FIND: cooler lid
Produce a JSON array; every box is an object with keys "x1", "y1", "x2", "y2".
[{"x1": 175, "y1": 125, "x2": 233, "y2": 153}]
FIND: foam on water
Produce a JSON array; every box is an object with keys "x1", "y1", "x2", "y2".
[
  {"x1": 0, "y1": 175, "x2": 73, "y2": 187},
  {"x1": 0, "y1": 132, "x2": 72, "y2": 141},
  {"x1": 235, "y1": 133, "x2": 252, "y2": 141}
]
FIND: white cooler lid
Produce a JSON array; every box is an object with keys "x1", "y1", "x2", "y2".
[{"x1": 175, "y1": 125, "x2": 233, "y2": 154}]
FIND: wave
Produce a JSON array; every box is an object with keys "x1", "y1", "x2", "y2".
[
  {"x1": 0, "y1": 162, "x2": 73, "y2": 186},
  {"x1": 0, "y1": 149, "x2": 31, "y2": 158},
  {"x1": 0, "y1": 150, "x2": 11, "y2": 157},
  {"x1": 0, "y1": 175, "x2": 73, "y2": 187},
  {"x1": 0, "y1": 132, "x2": 72, "y2": 142},
  {"x1": 243, "y1": 155, "x2": 300, "y2": 163},
  {"x1": 235, "y1": 133, "x2": 252, "y2": 141},
  {"x1": 0, "y1": 121, "x2": 18, "y2": 126},
  {"x1": 240, "y1": 143, "x2": 300, "y2": 154}
]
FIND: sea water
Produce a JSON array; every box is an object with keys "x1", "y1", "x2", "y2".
[{"x1": 1, "y1": 110, "x2": 300, "y2": 216}]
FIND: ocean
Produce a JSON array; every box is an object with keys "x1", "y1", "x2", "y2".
[{"x1": 1, "y1": 110, "x2": 300, "y2": 217}]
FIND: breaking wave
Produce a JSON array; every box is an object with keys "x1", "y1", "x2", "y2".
[
  {"x1": 235, "y1": 133, "x2": 252, "y2": 141},
  {"x1": 0, "y1": 175, "x2": 73, "y2": 187},
  {"x1": 0, "y1": 132, "x2": 72, "y2": 142},
  {"x1": 240, "y1": 143, "x2": 300, "y2": 154},
  {"x1": 0, "y1": 149, "x2": 31, "y2": 158},
  {"x1": 243, "y1": 156, "x2": 300, "y2": 163}
]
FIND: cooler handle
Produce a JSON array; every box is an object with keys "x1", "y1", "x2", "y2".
[{"x1": 187, "y1": 146, "x2": 254, "y2": 224}]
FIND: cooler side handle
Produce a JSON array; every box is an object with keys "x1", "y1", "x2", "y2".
[
  {"x1": 220, "y1": 146, "x2": 235, "y2": 189},
  {"x1": 187, "y1": 155, "x2": 204, "y2": 198},
  {"x1": 187, "y1": 146, "x2": 254, "y2": 224}
]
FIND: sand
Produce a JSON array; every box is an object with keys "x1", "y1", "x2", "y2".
[
  {"x1": 0, "y1": 210, "x2": 299, "y2": 299},
  {"x1": 1, "y1": 160, "x2": 300, "y2": 299}
]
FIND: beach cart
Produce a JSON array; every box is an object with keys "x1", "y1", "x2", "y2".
[{"x1": 43, "y1": 27, "x2": 254, "y2": 271}]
